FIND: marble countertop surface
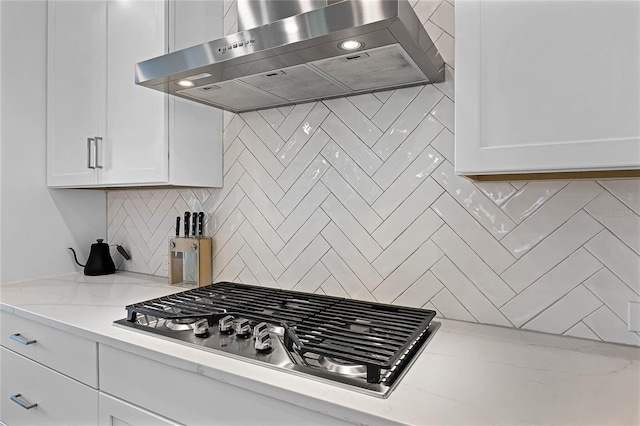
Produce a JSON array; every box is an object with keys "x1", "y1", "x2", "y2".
[{"x1": 1, "y1": 272, "x2": 639, "y2": 425}]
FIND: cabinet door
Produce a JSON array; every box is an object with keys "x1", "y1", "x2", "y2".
[
  {"x1": 98, "y1": 393, "x2": 180, "y2": 426},
  {"x1": 47, "y1": 0, "x2": 106, "y2": 187},
  {"x1": 102, "y1": 0, "x2": 168, "y2": 185},
  {"x1": 455, "y1": 0, "x2": 640, "y2": 175},
  {"x1": 0, "y1": 347, "x2": 98, "y2": 426},
  {"x1": 168, "y1": 0, "x2": 223, "y2": 188},
  {"x1": 100, "y1": 344, "x2": 354, "y2": 426}
]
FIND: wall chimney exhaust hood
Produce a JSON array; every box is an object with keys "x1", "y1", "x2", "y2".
[{"x1": 135, "y1": 0, "x2": 445, "y2": 113}]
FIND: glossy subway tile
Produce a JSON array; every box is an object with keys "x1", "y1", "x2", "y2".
[
  {"x1": 277, "y1": 210, "x2": 330, "y2": 268},
  {"x1": 432, "y1": 225, "x2": 515, "y2": 307},
  {"x1": 277, "y1": 102, "x2": 330, "y2": 167},
  {"x1": 501, "y1": 211, "x2": 603, "y2": 293},
  {"x1": 104, "y1": 0, "x2": 640, "y2": 346},
  {"x1": 522, "y1": 285, "x2": 603, "y2": 335},
  {"x1": 431, "y1": 257, "x2": 512, "y2": 327},
  {"x1": 372, "y1": 208, "x2": 443, "y2": 277},
  {"x1": 321, "y1": 222, "x2": 383, "y2": 290}
]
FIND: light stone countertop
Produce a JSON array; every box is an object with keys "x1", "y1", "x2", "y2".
[{"x1": 1, "y1": 272, "x2": 639, "y2": 425}]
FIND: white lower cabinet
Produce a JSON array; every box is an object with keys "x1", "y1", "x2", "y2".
[
  {"x1": 0, "y1": 313, "x2": 99, "y2": 425},
  {"x1": 0, "y1": 314, "x2": 353, "y2": 425},
  {"x1": 98, "y1": 393, "x2": 180, "y2": 426},
  {"x1": 0, "y1": 347, "x2": 98, "y2": 425},
  {"x1": 0, "y1": 311, "x2": 99, "y2": 388},
  {"x1": 99, "y1": 344, "x2": 352, "y2": 425}
]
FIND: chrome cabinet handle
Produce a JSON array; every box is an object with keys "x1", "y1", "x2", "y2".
[
  {"x1": 10, "y1": 394, "x2": 37, "y2": 410},
  {"x1": 9, "y1": 333, "x2": 36, "y2": 345},
  {"x1": 87, "y1": 137, "x2": 96, "y2": 169},
  {"x1": 95, "y1": 136, "x2": 103, "y2": 169}
]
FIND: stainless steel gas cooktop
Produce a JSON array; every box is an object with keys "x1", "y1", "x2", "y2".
[{"x1": 114, "y1": 282, "x2": 440, "y2": 398}]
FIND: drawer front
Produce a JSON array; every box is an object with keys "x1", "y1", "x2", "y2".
[
  {"x1": 0, "y1": 311, "x2": 98, "y2": 387},
  {"x1": 0, "y1": 347, "x2": 98, "y2": 426},
  {"x1": 99, "y1": 344, "x2": 351, "y2": 425},
  {"x1": 98, "y1": 393, "x2": 181, "y2": 426}
]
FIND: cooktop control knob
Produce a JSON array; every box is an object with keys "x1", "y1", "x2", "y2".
[
  {"x1": 193, "y1": 318, "x2": 209, "y2": 338},
  {"x1": 235, "y1": 318, "x2": 251, "y2": 339},
  {"x1": 253, "y1": 322, "x2": 272, "y2": 352},
  {"x1": 253, "y1": 322, "x2": 268, "y2": 336},
  {"x1": 218, "y1": 315, "x2": 235, "y2": 334}
]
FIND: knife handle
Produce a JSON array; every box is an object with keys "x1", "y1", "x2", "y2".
[
  {"x1": 175, "y1": 216, "x2": 181, "y2": 237},
  {"x1": 184, "y1": 212, "x2": 191, "y2": 237},
  {"x1": 198, "y1": 212, "x2": 204, "y2": 236},
  {"x1": 191, "y1": 212, "x2": 198, "y2": 237}
]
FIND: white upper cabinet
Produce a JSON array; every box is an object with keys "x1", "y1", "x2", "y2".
[
  {"x1": 103, "y1": 0, "x2": 168, "y2": 185},
  {"x1": 47, "y1": 0, "x2": 105, "y2": 186},
  {"x1": 455, "y1": 0, "x2": 640, "y2": 176},
  {"x1": 47, "y1": 0, "x2": 223, "y2": 188}
]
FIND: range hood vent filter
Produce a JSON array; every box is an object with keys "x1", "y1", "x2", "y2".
[
  {"x1": 238, "y1": 64, "x2": 349, "y2": 102},
  {"x1": 180, "y1": 80, "x2": 286, "y2": 111},
  {"x1": 312, "y1": 44, "x2": 427, "y2": 92}
]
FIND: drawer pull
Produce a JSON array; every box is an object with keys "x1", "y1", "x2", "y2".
[
  {"x1": 95, "y1": 136, "x2": 103, "y2": 169},
  {"x1": 9, "y1": 333, "x2": 36, "y2": 345},
  {"x1": 10, "y1": 394, "x2": 37, "y2": 410}
]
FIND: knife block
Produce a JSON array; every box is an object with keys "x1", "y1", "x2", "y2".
[{"x1": 168, "y1": 237, "x2": 212, "y2": 287}]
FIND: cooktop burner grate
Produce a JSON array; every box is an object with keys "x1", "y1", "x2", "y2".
[
  {"x1": 289, "y1": 299, "x2": 435, "y2": 383},
  {"x1": 124, "y1": 282, "x2": 436, "y2": 385},
  {"x1": 126, "y1": 282, "x2": 337, "y2": 326}
]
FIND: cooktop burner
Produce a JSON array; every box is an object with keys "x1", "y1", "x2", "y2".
[
  {"x1": 165, "y1": 318, "x2": 198, "y2": 331},
  {"x1": 114, "y1": 281, "x2": 439, "y2": 398},
  {"x1": 317, "y1": 356, "x2": 368, "y2": 377}
]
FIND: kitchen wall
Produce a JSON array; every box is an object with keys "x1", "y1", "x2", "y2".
[
  {"x1": 107, "y1": 0, "x2": 640, "y2": 346},
  {"x1": 0, "y1": 1, "x2": 107, "y2": 284},
  {"x1": 0, "y1": 0, "x2": 3, "y2": 281}
]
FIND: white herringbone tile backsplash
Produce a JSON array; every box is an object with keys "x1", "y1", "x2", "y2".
[{"x1": 107, "y1": 0, "x2": 640, "y2": 346}]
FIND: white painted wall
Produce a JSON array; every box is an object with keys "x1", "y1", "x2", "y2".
[
  {"x1": 0, "y1": 1, "x2": 106, "y2": 284},
  {"x1": 0, "y1": 0, "x2": 3, "y2": 282}
]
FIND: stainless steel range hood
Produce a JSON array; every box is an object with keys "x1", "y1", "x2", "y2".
[{"x1": 135, "y1": 0, "x2": 444, "y2": 113}]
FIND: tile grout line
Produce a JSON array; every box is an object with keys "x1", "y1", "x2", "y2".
[
  {"x1": 274, "y1": 103, "x2": 329, "y2": 168},
  {"x1": 371, "y1": 94, "x2": 445, "y2": 166},
  {"x1": 580, "y1": 280, "x2": 630, "y2": 327},
  {"x1": 275, "y1": 182, "x2": 331, "y2": 241},
  {"x1": 583, "y1": 229, "x2": 640, "y2": 298},
  {"x1": 433, "y1": 285, "x2": 479, "y2": 324},
  {"x1": 497, "y1": 207, "x2": 605, "y2": 298},
  {"x1": 422, "y1": 285, "x2": 447, "y2": 310},
  {"x1": 369, "y1": 221, "x2": 446, "y2": 290},
  {"x1": 512, "y1": 266, "x2": 606, "y2": 330},
  {"x1": 580, "y1": 319, "x2": 605, "y2": 342},
  {"x1": 496, "y1": 180, "x2": 576, "y2": 243},
  {"x1": 433, "y1": 253, "x2": 514, "y2": 326},
  {"x1": 429, "y1": 189, "x2": 517, "y2": 277},
  {"x1": 435, "y1": 158, "x2": 516, "y2": 241},
  {"x1": 277, "y1": 211, "x2": 332, "y2": 272},
  {"x1": 582, "y1": 198, "x2": 640, "y2": 256},
  {"x1": 496, "y1": 191, "x2": 604, "y2": 261},
  {"x1": 319, "y1": 257, "x2": 358, "y2": 299},
  {"x1": 595, "y1": 180, "x2": 640, "y2": 215},
  {"x1": 521, "y1": 284, "x2": 605, "y2": 335},
  {"x1": 319, "y1": 192, "x2": 384, "y2": 256}
]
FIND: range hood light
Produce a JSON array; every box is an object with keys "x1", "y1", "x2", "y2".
[
  {"x1": 338, "y1": 40, "x2": 363, "y2": 51},
  {"x1": 177, "y1": 80, "x2": 196, "y2": 88}
]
